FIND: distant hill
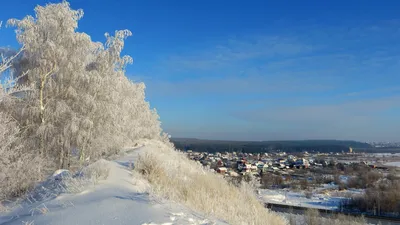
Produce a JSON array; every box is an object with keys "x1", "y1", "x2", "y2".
[{"x1": 171, "y1": 138, "x2": 373, "y2": 153}]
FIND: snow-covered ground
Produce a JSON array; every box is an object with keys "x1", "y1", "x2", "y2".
[
  {"x1": 0, "y1": 146, "x2": 227, "y2": 225},
  {"x1": 384, "y1": 161, "x2": 400, "y2": 167},
  {"x1": 258, "y1": 186, "x2": 363, "y2": 211},
  {"x1": 259, "y1": 189, "x2": 342, "y2": 210},
  {"x1": 369, "y1": 153, "x2": 400, "y2": 157}
]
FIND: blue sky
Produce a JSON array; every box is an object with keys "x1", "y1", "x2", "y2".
[{"x1": 1, "y1": 0, "x2": 400, "y2": 142}]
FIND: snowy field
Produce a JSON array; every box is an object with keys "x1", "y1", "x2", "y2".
[
  {"x1": 259, "y1": 189, "x2": 344, "y2": 210},
  {"x1": 370, "y1": 153, "x2": 400, "y2": 157},
  {"x1": 258, "y1": 186, "x2": 363, "y2": 211},
  {"x1": 0, "y1": 146, "x2": 227, "y2": 225},
  {"x1": 384, "y1": 161, "x2": 400, "y2": 167}
]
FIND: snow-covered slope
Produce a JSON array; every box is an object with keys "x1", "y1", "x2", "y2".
[{"x1": 0, "y1": 146, "x2": 227, "y2": 225}]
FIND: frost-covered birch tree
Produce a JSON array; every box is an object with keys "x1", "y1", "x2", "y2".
[{"x1": 3, "y1": 1, "x2": 169, "y2": 171}]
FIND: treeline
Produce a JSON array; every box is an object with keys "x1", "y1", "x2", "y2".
[
  {"x1": 0, "y1": 2, "x2": 169, "y2": 201},
  {"x1": 171, "y1": 138, "x2": 372, "y2": 153},
  {"x1": 343, "y1": 170, "x2": 400, "y2": 217}
]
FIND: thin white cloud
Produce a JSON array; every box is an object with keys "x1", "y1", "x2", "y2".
[
  {"x1": 145, "y1": 74, "x2": 335, "y2": 99},
  {"x1": 159, "y1": 20, "x2": 400, "y2": 73},
  {"x1": 163, "y1": 35, "x2": 317, "y2": 71}
]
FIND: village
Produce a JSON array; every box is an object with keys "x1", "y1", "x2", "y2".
[
  {"x1": 187, "y1": 149, "x2": 312, "y2": 177},
  {"x1": 183, "y1": 147, "x2": 400, "y2": 220},
  {"x1": 183, "y1": 147, "x2": 394, "y2": 181}
]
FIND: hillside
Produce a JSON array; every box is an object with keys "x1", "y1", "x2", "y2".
[{"x1": 0, "y1": 141, "x2": 287, "y2": 225}]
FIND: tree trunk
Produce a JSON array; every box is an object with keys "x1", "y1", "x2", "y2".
[
  {"x1": 66, "y1": 147, "x2": 71, "y2": 169},
  {"x1": 59, "y1": 147, "x2": 64, "y2": 169},
  {"x1": 39, "y1": 79, "x2": 45, "y2": 157},
  {"x1": 39, "y1": 68, "x2": 53, "y2": 157},
  {"x1": 79, "y1": 147, "x2": 85, "y2": 165}
]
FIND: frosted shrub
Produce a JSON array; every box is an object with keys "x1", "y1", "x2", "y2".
[{"x1": 80, "y1": 159, "x2": 111, "y2": 184}]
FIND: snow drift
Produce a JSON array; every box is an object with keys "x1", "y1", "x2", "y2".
[{"x1": 0, "y1": 145, "x2": 229, "y2": 225}]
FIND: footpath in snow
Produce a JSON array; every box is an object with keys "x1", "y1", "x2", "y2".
[{"x1": 0, "y1": 146, "x2": 226, "y2": 225}]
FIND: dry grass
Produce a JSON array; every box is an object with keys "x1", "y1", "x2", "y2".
[
  {"x1": 29, "y1": 203, "x2": 49, "y2": 216},
  {"x1": 22, "y1": 220, "x2": 35, "y2": 225},
  {"x1": 80, "y1": 159, "x2": 111, "y2": 185},
  {"x1": 135, "y1": 140, "x2": 287, "y2": 225},
  {"x1": 59, "y1": 159, "x2": 111, "y2": 193},
  {"x1": 0, "y1": 202, "x2": 6, "y2": 212},
  {"x1": 285, "y1": 209, "x2": 367, "y2": 225},
  {"x1": 304, "y1": 209, "x2": 320, "y2": 225}
]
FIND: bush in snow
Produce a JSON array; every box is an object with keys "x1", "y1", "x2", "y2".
[{"x1": 79, "y1": 159, "x2": 111, "y2": 184}]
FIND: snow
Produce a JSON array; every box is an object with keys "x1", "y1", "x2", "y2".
[
  {"x1": 369, "y1": 153, "x2": 400, "y2": 157},
  {"x1": 258, "y1": 188, "x2": 355, "y2": 210},
  {"x1": 384, "y1": 161, "x2": 400, "y2": 167},
  {"x1": 0, "y1": 145, "x2": 227, "y2": 225}
]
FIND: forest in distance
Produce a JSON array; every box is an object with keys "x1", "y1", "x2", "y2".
[{"x1": 171, "y1": 138, "x2": 400, "y2": 154}]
